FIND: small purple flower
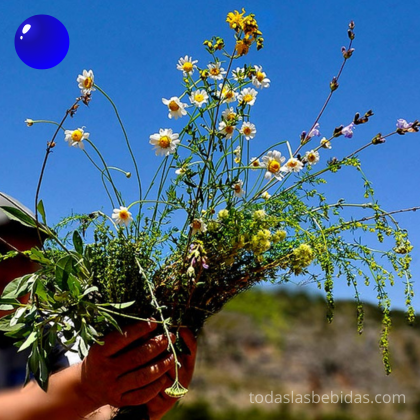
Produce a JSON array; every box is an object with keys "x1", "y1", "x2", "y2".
[
  {"x1": 396, "y1": 119, "x2": 413, "y2": 130},
  {"x1": 342, "y1": 122, "x2": 355, "y2": 138},
  {"x1": 308, "y1": 123, "x2": 320, "y2": 138}
]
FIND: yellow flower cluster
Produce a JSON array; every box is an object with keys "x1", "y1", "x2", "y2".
[
  {"x1": 289, "y1": 244, "x2": 314, "y2": 274},
  {"x1": 226, "y1": 9, "x2": 264, "y2": 56},
  {"x1": 250, "y1": 229, "x2": 271, "y2": 255},
  {"x1": 272, "y1": 230, "x2": 287, "y2": 243}
]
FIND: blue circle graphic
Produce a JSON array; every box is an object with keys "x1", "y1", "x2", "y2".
[{"x1": 15, "y1": 15, "x2": 69, "y2": 69}]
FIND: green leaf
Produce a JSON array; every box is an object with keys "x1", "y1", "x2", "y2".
[
  {"x1": 72, "y1": 231, "x2": 84, "y2": 255},
  {"x1": 1, "y1": 275, "x2": 32, "y2": 299},
  {"x1": 19, "y1": 331, "x2": 38, "y2": 352},
  {"x1": 99, "y1": 310, "x2": 123, "y2": 333},
  {"x1": 37, "y1": 200, "x2": 47, "y2": 225},
  {"x1": 38, "y1": 349, "x2": 49, "y2": 391},
  {"x1": 55, "y1": 255, "x2": 75, "y2": 289},
  {"x1": 0, "y1": 316, "x2": 25, "y2": 333},
  {"x1": 78, "y1": 336, "x2": 89, "y2": 358},
  {"x1": 67, "y1": 273, "x2": 82, "y2": 297},
  {"x1": 102, "y1": 301, "x2": 135, "y2": 309},
  {"x1": 35, "y1": 279, "x2": 50, "y2": 303},
  {"x1": 0, "y1": 304, "x2": 14, "y2": 311},
  {"x1": 81, "y1": 286, "x2": 98, "y2": 298},
  {"x1": 0, "y1": 206, "x2": 37, "y2": 228},
  {"x1": 29, "y1": 248, "x2": 52, "y2": 265}
]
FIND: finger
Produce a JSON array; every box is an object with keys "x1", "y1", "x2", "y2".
[
  {"x1": 120, "y1": 376, "x2": 167, "y2": 406},
  {"x1": 102, "y1": 321, "x2": 157, "y2": 357},
  {"x1": 116, "y1": 353, "x2": 175, "y2": 394},
  {"x1": 115, "y1": 333, "x2": 176, "y2": 373}
]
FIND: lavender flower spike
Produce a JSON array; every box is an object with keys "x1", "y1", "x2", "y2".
[{"x1": 342, "y1": 122, "x2": 356, "y2": 138}]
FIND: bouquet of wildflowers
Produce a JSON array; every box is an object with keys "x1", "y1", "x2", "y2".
[{"x1": 1, "y1": 8, "x2": 419, "y2": 419}]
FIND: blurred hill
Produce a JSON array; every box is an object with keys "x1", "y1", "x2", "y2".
[{"x1": 165, "y1": 288, "x2": 420, "y2": 420}]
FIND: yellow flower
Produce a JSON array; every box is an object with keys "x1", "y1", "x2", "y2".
[
  {"x1": 235, "y1": 38, "x2": 251, "y2": 56},
  {"x1": 241, "y1": 14, "x2": 261, "y2": 39},
  {"x1": 226, "y1": 9, "x2": 245, "y2": 31},
  {"x1": 218, "y1": 209, "x2": 229, "y2": 219},
  {"x1": 261, "y1": 191, "x2": 271, "y2": 200},
  {"x1": 253, "y1": 210, "x2": 266, "y2": 220}
]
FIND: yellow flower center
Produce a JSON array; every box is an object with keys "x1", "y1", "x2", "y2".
[
  {"x1": 168, "y1": 100, "x2": 180, "y2": 111},
  {"x1": 159, "y1": 136, "x2": 171, "y2": 149},
  {"x1": 225, "y1": 126, "x2": 234, "y2": 134},
  {"x1": 243, "y1": 127, "x2": 252, "y2": 135},
  {"x1": 71, "y1": 130, "x2": 83, "y2": 142},
  {"x1": 268, "y1": 160, "x2": 280, "y2": 173},
  {"x1": 225, "y1": 90, "x2": 234, "y2": 99},
  {"x1": 192, "y1": 220, "x2": 202, "y2": 230},
  {"x1": 256, "y1": 72, "x2": 265, "y2": 82},
  {"x1": 182, "y1": 62, "x2": 193, "y2": 72},
  {"x1": 307, "y1": 153, "x2": 316, "y2": 163},
  {"x1": 252, "y1": 160, "x2": 260, "y2": 167},
  {"x1": 287, "y1": 160, "x2": 298, "y2": 168},
  {"x1": 210, "y1": 67, "x2": 220, "y2": 76},
  {"x1": 83, "y1": 77, "x2": 93, "y2": 89},
  {"x1": 227, "y1": 113, "x2": 236, "y2": 121},
  {"x1": 118, "y1": 210, "x2": 130, "y2": 220},
  {"x1": 233, "y1": 184, "x2": 242, "y2": 193},
  {"x1": 243, "y1": 94, "x2": 253, "y2": 103},
  {"x1": 195, "y1": 93, "x2": 204, "y2": 102}
]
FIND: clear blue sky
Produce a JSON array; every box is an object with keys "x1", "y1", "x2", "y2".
[{"x1": 1, "y1": 0, "x2": 419, "y2": 310}]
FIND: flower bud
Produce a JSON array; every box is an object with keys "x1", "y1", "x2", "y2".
[
  {"x1": 330, "y1": 77, "x2": 339, "y2": 92},
  {"x1": 25, "y1": 119, "x2": 34, "y2": 127}
]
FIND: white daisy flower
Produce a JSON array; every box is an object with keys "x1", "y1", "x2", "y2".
[
  {"x1": 64, "y1": 127, "x2": 89, "y2": 150},
  {"x1": 320, "y1": 137, "x2": 332, "y2": 149},
  {"x1": 190, "y1": 218, "x2": 207, "y2": 235},
  {"x1": 261, "y1": 150, "x2": 286, "y2": 180},
  {"x1": 217, "y1": 83, "x2": 237, "y2": 103},
  {"x1": 207, "y1": 62, "x2": 227, "y2": 80},
  {"x1": 240, "y1": 122, "x2": 256, "y2": 140},
  {"x1": 238, "y1": 87, "x2": 258, "y2": 106},
  {"x1": 222, "y1": 107, "x2": 239, "y2": 122},
  {"x1": 176, "y1": 55, "x2": 198, "y2": 76},
  {"x1": 77, "y1": 69, "x2": 96, "y2": 95},
  {"x1": 162, "y1": 96, "x2": 188, "y2": 119},
  {"x1": 305, "y1": 150, "x2": 320, "y2": 165},
  {"x1": 149, "y1": 128, "x2": 180, "y2": 156},
  {"x1": 232, "y1": 179, "x2": 245, "y2": 197},
  {"x1": 250, "y1": 157, "x2": 261, "y2": 169},
  {"x1": 112, "y1": 206, "x2": 133, "y2": 227},
  {"x1": 261, "y1": 191, "x2": 271, "y2": 200},
  {"x1": 282, "y1": 158, "x2": 304, "y2": 173},
  {"x1": 252, "y1": 65, "x2": 270, "y2": 89},
  {"x1": 218, "y1": 121, "x2": 236, "y2": 139},
  {"x1": 189, "y1": 89, "x2": 209, "y2": 108},
  {"x1": 232, "y1": 67, "x2": 246, "y2": 82}
]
